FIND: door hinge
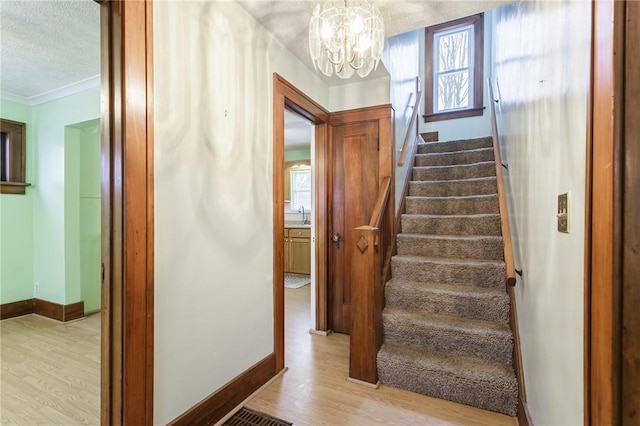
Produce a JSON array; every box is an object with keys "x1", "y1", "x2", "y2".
[
  {"x1": 101, "y1": 263, "x2": 105, "y2": 283},
  {"x1": 377, "y1": 137, "x2": 380, "y2": 151}
]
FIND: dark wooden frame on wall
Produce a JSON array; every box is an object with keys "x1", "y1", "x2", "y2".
[
  {"x1": 273, "y1": 74, "x2": 330, "y2": 372},
  {"x1": 98, "y1": 0, "x2": 154, "y2": 424},
  {"x1": 587, "y1": 1, "x2": 639, "y2": 425},
  {"x1": 423, "y1": 13, "x2": 484, "y2": 123},
  {"x1": 0, "y1": 118, "x2": 29, "y2": 194}
]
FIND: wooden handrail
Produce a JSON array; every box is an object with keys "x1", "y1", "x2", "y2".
[
  {"x1": 349, "y1": 175, "x2": 394, "y2": 386},
  {"x1": 397, "y1": 77, "x2": 422, "y2": 167},
  {"x1": 487, "y1": 78, "x2": 517, "y2": 287},
  {"x1": 368, "y1": 176, "x2": 392, "y2": 227}
]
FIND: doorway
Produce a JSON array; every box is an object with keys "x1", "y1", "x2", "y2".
[
  {"x1": 273, "y1": 74, "x2": 330, "y2": 372},
  {"x1": 68, "y1": 118, "x2": 102, "y2": 315},
  {"x1": 284, "y1": 109, "x2": 315, "y2": 332}
]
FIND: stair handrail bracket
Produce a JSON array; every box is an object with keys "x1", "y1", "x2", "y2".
[
  {"x1": 348, "y1": 176, "x2": 393, "y2": 386},
  {"x1": 487, "y1": 78, "x2": 517, "y2": 287}
]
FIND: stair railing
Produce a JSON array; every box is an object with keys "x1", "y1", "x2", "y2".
[
  {"x1": 348, "y1": 175, "x2": 393, "y2": 386},
  {"x1": 398, "y1": 76, "x2": 422, "y2": 167},
  {"x1": 487, "y1": 78, "x2": 516, "y2": 286}
]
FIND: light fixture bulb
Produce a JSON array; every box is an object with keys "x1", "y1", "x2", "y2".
[{"x1": 309, "y1": 0, "x2": 384, "y2": 79}]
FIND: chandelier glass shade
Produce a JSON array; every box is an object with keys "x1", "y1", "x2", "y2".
[{"x1": 309, "y1": 0, "x2": 385, "y2": 79}]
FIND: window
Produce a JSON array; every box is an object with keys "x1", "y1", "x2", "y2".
[
  {"x1": 424, "y1": 14, "x2": 484, "y2": 122},
  {"x1": 0, "y1": 118, "x2": 28, "y2": 195},
  {"x1": 290, "y1": 169, "x2": 311, "y2": 211}
]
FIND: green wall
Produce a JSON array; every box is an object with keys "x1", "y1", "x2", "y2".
[
  {"x1": 0, "y1": 88, "x2": 101, "y2": 308},
  {"x1": 0, "y1": 100, "x2": 35, "y2": 304},
  {"x1": 32, "y1": 88, "x2": 100, "y2": 305},
  {"x1": 78, "y1": 121, "x2": 101, "y2": 312},
  {"x1": 284, "y1": 148, "x2": 311, "y2": 162}
]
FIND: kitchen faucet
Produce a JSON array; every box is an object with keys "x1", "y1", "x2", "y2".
[{"x1": 298, "y1": 206, "x2": 309, "y2": 225}]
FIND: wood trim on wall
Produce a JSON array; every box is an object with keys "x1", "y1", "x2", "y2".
[
  {"x1": 1, "y1": 299, "x2": 34, "y2": 320},
  {"x1": 273, "y1": 74, "x2": 330, "y2": 372},
  {"x1": 330, "y1": 104, "x2": 393, "y2": 126},
  {"x1": 507, "y1": 287, "x2": 529, "y2": 426},
  {"x1": 168, "y1": 354, "x2": 276, "y2": 426},
  {"x1": 0, "y1": 299, "x2": 84, "y2": 322},
  {"x1": 122, "y1": 1, "x2": 154, "y2": 424},
  {"x1": 420, "y1": 131, "x2": 439, "y2": 142},
  {"x1": 622, "y1": 2, "x2": 640, "y2": 423},
  {"x1": 100, "y1": 0, "x2": 154, "y2": 424},
  {"x1": 100, "y1": 2, "x2": 120, "y2": 423},
  {"x1": 33, "y1": 299, "x2": 85, "y2": 322},
  {"x1": 423, "y1": 13, "x2": 484, "y2": 123},
  {"x1": 587, "y1": 1, "x2": 625, "y2": 425}
]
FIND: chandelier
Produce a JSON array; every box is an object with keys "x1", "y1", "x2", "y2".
[{"x1": 309, "y1": 0, "x2": 385, "y2": 79}]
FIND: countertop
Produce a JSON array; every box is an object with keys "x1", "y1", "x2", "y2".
[{"x1": 284, "y1": 223, "x2": 311, "y2": 229}]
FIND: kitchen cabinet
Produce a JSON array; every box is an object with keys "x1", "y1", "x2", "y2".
[{"x1": 284, "y1": 227, "x2": 311, "y2": 275}]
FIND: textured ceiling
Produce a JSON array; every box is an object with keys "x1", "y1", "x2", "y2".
[
  {"x1": 0, "y1": 1, "x2": 100, "y2": 99},
  {"x1": 237, "y1": 0, "x2": 511, "y2": 86},
  {"x1": 0, "y1": 1, "x2": 509, "y2": 99}
]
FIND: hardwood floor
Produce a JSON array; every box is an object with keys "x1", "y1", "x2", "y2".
[
  {"x1": 247, "y1": 285, "x2": 517, "y2": 426},
  {"x1": 0, "y1": 313, "x2": 100, "y2": 425},
  {"x1": 0, "y1": 290, "x2": 517, "y2": 425}
]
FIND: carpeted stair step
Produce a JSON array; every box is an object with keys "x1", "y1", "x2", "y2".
[
  {"x1": 396, "y1": 234, "x2": 504, "y2": 261},
  {"x1": 412, "y1": 161, "x2": 496, "y2": 181},
  {"x1": 415, "y1": 147, "x2": 495, "y2": 167},
  {"x1": 391, "y1": 255, "x2": 505, "y2": 289},
  {"x1": 377, "y1": 342, "x2": 518, "y2": 416},
  {"x1": 406, "y1": 194, "x2": 499, "y2": 215},
  {"x1": 382, "y1": 308, "x2": 513, "y2": 364},
  {"x1": 417, "y1": 137, "x2": 493, "y2": 154},
  {"x1": 409, "y1": 177, "x2": 498, "y2": 197},
  {"x1": 401, "y1": 213, "x2": 502, "y2": 236},
  {"x1": 385, "y1": 278, "x2": 510, "y2": 323}
]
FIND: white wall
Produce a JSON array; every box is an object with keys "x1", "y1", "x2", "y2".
[
  {"x1": 419, "y1": 10, "x2": 493, "y2": 142},
  {"x1": 380, "y1": 29, "x2": 421, "y2": 212},
  {"x1": 492, "y1": 1, "x2": 591, "y2": 425},
  {"x1": 153, "y1": 1, "x2": 330, "y2": 424},
  {"x1": 328, "y1": 77, "x2": 390, "y2": 112}
]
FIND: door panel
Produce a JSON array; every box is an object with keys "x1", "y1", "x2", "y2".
[{"x1": 329, "y1": 121, "x2": 379, "y2": 334}]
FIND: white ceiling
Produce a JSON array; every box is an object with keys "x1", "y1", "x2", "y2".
[
  {"x1": 0, "y1": 1, "x2": 100, "y2": 101},
  {"x1": 0, "y1": 0, "x2": 508, "y2": 100},
  {"x1": 237, "y1": 0, "x2": 510, "y2": 86},
  {"x1": 285, "y1": 109, "x2": 313, "y2": 150}
]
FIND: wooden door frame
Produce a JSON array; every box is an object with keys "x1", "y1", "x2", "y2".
[
  {"x1": 586, "y1": 0, "x2": 639, "y2": 424},
  {"x1": 99, "y1": 1, "x2": 154, "y2": 424},
  {"x1": 273, "y1": 74, "x2": 330, "y2": 372}
]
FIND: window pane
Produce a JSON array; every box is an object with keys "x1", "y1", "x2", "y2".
[
  {"x1": 437, "y1": 71, "x2": 470, "y2": 111},
  {"x1": 292, "y1": 171, "x2": 311, "y2": 190},
  {"x1": 290, "y1": 170, "x2": 312, "y2": 211},
  {"x1": 438, "y1": 29, "x2": 470, "y2": 72},
  {"x1": 291, "y1": 191, "x2": 311, "y2": 211}
]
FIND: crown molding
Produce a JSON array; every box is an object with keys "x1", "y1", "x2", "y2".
[{"x1": 1, "y1": 74, "x2": 100, "y2": 106}]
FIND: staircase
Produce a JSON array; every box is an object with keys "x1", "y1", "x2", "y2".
[{"x1": 377, "y1": 136, "x2": 518, "y2": 416}]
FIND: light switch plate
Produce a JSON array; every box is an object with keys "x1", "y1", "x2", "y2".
[{"x1": 558, "y1": 192, "x2": 569, "y2": 233}]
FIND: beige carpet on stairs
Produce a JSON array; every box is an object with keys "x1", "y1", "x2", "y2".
[{"x1": 377, "y1": 136, "x2": 518, "y2": 416}]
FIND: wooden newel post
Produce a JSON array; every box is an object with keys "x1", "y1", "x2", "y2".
[{"x1": 349, "y1": 225, "x2": 383, "y2": 387}]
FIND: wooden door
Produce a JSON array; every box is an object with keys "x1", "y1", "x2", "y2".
[{"x1": 329, "y1": 121, "x2": 379, "y2": 334}]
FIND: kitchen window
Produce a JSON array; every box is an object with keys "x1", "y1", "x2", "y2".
[
  {"x1": 290, "y1": 169, "x2": 311, "y2": 211},
  {"x1": 423, "y1": 14, "x2": 484, "y2": 122}
]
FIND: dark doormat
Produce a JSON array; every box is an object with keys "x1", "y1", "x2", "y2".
[{"x1": 223, "y1": 407, "x2": 293, "y2": 426}]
